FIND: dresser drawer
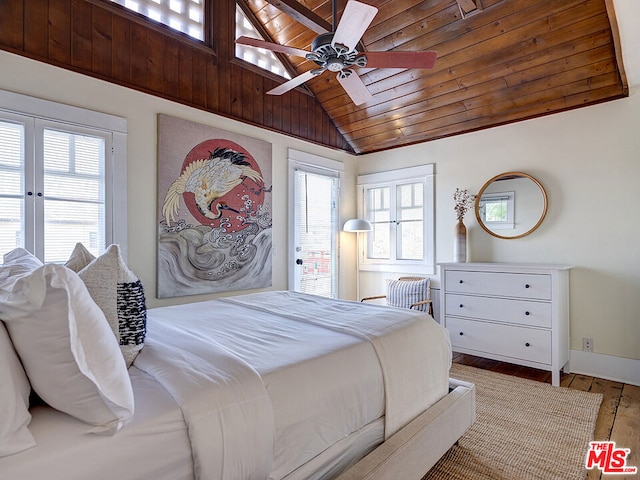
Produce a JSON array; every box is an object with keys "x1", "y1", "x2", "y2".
[
  {"x1": 445, "y1": 293, "x2": 552, "y2": 328},
  {"x1": 445, "y1": 270, "x2": 551, "y2": 300},
  {"x1": 446, "y1": 317, "x2": 552, "y2": 365}
]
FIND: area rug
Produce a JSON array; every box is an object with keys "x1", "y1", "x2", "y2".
[{"x1": 422, "y1": 364, "x2": 603, "y2": 480}]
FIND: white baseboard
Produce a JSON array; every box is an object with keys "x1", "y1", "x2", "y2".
[{"x1": 569, "y1": 350, "x2": 640, "y2": 386}]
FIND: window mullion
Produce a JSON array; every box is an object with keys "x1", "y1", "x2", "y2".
[
  {"x1": 390, "y1": 181, "x2": 399, "y2": 262},
  {"x1": 32, "y1": 120, "x2": 46, "y2": 260},
  {"x1": 102, "y1": 135, "x2": 113, "y2": 247}
]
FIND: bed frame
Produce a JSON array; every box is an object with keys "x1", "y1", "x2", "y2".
[{"x1": 336, "y1": 378, "x2": 476, "y2": 480}]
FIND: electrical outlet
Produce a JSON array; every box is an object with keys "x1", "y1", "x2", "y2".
[{"x1": 583, "y1": 337, "x2": 593, "y2": 352}]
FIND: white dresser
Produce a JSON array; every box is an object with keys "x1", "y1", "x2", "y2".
[{"x1": 439, "y1": 262, "x2": 573, "y2": 386}]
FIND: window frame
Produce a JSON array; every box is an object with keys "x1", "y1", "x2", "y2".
[
  {"x1": 0, "y1": 89, "x2": 128, "y2": 261},
  {"x1": 357, "y1": 164, "x2": 435, "y2": 274}
]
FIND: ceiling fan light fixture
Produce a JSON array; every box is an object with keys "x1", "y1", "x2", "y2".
[{"x1": 329, "y1": 58, "x2": 348, "y2": 72}]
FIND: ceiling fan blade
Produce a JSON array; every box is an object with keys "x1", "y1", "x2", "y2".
[
  {"x1": 236, "y1": 36, "x2": 310, "y2": 58},
  {"x1": 337, "y1": 71, "x2": 373, "y2": 106},
  {"x1": 267, "y1": 70, "x2": 318, "y2": 95},
  {"x1": 332, "y1": 1, "x2": 378, "y2": 53},
  {"x1": 361, "y1": 51, "x2": 438, "y2": 69}
]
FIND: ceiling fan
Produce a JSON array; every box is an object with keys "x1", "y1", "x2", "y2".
[{"x1": 236, "y1": 0, "x2": 437, "y2": 106}]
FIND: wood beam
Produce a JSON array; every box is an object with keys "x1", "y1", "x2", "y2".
[
  {"x1": 604, "y1": 0, "x2": 629, "y2": 95},
  {"x1": 260, "y1": 0, "x2": 332, "y2": 34}
]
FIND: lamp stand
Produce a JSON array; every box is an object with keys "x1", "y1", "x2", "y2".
[{"x1": 355, "y1": 231, "x2": 361, "y2": 301}]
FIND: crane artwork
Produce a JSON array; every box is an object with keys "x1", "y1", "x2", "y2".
[
  {"x1": 162, "y1": 146, "x2": 264, "y2": 229},
  {"x1": 156, "y1": 117, "x2": 273, "y2": 299}
]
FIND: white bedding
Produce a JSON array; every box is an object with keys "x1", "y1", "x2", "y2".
[
  {"x1": 136, "y1": 291, "x2": 451, "y2": 480},
  {"x1": 0, "y1": 291, "x2": 451, "y2": 480},
  {"x1": 0, "y1": 366, "x2": 193, "y2": 480}
]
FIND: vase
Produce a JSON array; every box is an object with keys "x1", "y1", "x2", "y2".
[{"x1": 453, "y1": 218, "x2": 467, "y2": 262}]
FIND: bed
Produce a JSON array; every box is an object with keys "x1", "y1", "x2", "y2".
[{"x1": 0, "y1": 247, "x2": 475, "y2": 480}]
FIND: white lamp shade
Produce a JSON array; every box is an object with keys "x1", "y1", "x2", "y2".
[{"x1": 343, "y1": 218, "x2": 372, "y2": 232}]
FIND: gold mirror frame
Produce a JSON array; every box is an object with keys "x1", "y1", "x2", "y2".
[{"x1": 474, "y1": 172, "x2": 548, "y2": 240}]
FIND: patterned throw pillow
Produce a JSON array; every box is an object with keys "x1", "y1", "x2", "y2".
[
  {"x1": 66, "y1": 243, "x2": 146, "y2": 368},
  {"x1": 385, "y1": 278, "x2": 431, "y2": 312}
]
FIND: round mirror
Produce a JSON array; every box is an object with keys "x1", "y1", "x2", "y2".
[{"x1": 474, "y1": 172, "x2": 548, "y2": 240}]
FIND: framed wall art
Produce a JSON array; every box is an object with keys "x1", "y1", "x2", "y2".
[{"x1": 157, "y1": 114, "x2": 272, "y2": 298}]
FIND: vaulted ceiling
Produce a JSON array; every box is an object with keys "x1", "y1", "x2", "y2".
[{"x1": 241, "y1": 0, "x2": 628, "y2": 154}]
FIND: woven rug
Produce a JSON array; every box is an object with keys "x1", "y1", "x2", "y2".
[{"x1": 422, "y1": 364, "x2": 603, "y2": 480}]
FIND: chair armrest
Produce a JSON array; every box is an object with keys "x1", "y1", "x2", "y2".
[
  {"x1": 409, "y1": 299, "x2": 432, "y2": 309},
  {"x1": 361, "y1": 295, "x2": 387, "y2": 302}
]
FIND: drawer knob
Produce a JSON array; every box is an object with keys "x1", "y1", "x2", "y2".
[
  {"x1": 525, "y1": 311, "x2": 530, "y2": 316},
  {"x1": 459, "y1": 332, "x2": 464, "y2": 336},
  {"x1": 525, "y1": 342, "x2": 531, "y2": 347},
  {"x1": 525, "y1": 284, "x2": 531, "y2": 289},
  {"x1": 459, "y1": 304, "x2": 464, "y2": 308},
  {"x1": 459, "y1": 280, "x2": 464, "y2": 284}
]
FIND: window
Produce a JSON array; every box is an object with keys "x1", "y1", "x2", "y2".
[
  {"x1": 110, "y1": 0, "x2": 205, "y2": 41},
  {"x1": 358, "y1": 165, "x2": 434, "y2": 274},
  {"x1": 0, "y1": 90, "x2": 127, "y2": 263},
  {"x1": 235, "y1": 4, "x2": 291, "y2": 79},
  {"x1": 478, "y1": 191, "x2": 514, "y2": 230}
]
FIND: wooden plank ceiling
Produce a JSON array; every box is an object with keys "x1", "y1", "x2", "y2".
[{"x1": 242, "y1": 0, "x2": 628, "y2": 154}]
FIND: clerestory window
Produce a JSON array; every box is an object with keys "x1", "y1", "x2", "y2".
[
  {"x1": 235, "y1": 4, "x2": 291, "y2": 79},
  {"x1": 110, "y1": 0, "x2": 205, "y2": 41}
]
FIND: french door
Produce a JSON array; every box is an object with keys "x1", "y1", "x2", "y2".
[{"x1": 289, "y1": 155, "x2": 341, "y2": 298}]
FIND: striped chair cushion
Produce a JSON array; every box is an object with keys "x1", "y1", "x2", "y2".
[{"x1": 385, "y1": 278, "x2": 431, "y2": 312}]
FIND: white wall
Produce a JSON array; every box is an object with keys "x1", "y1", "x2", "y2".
[
  {"x1": 0, "y1": 50, "x2": 357, "y2": 308},
  {"x1": 357, "y1": 93, "x2": 640, "y2": 365}
]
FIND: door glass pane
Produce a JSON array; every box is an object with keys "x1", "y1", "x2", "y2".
[
  {"x1": 366, "y1": 186, "x2": 390, "y2": 259},
  {"x1": 42, "y1": 129, "x2": 105, "y2": 263},
  {"x1": 396, "y1": 182, "x2": 423, "y2": 260},
  {"x1": 0, "y1": 120, "x2": 25, "y2": 258},
  {"x1": 294, "y1": 170, "x2": 337, "y2": 298}
]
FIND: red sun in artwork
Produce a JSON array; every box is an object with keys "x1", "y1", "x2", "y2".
[{"x1": 179, "y1": 139, "x2": 265, "y2": 232}]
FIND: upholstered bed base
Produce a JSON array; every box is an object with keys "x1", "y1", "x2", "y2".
[{"x1": 336, "y1": 378, "x2": 476, "y2": 480}]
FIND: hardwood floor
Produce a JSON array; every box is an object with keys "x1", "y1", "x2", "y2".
[{"x1": 452, "y1": 353, "x2": 640, "y2": 480}]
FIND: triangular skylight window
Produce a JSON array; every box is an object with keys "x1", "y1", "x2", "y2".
[{"x1": 235, "y1": 4, "x2": 292, "y2": 80}]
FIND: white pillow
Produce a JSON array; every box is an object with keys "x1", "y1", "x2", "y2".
[
  {"x1": 67, "y1": 243, "x2": 147, "y2": 367},
  {"x1": 0, "y1": 247, "x2": 42, "y2": 279},
  {"x1": 0, "y1": 249, "x2": 134, "y2": 434},
  {"x1": 0, "y1": 321, "x2": 36, "y2": 457}
]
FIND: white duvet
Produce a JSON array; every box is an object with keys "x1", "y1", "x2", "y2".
[{"x1": 134, "y1": 291, "x2": 451, "y2": 480}]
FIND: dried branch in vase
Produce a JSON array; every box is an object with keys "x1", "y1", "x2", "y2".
[{"x1": 454, "y1": 188, "x2": 475, "y2": 221}]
